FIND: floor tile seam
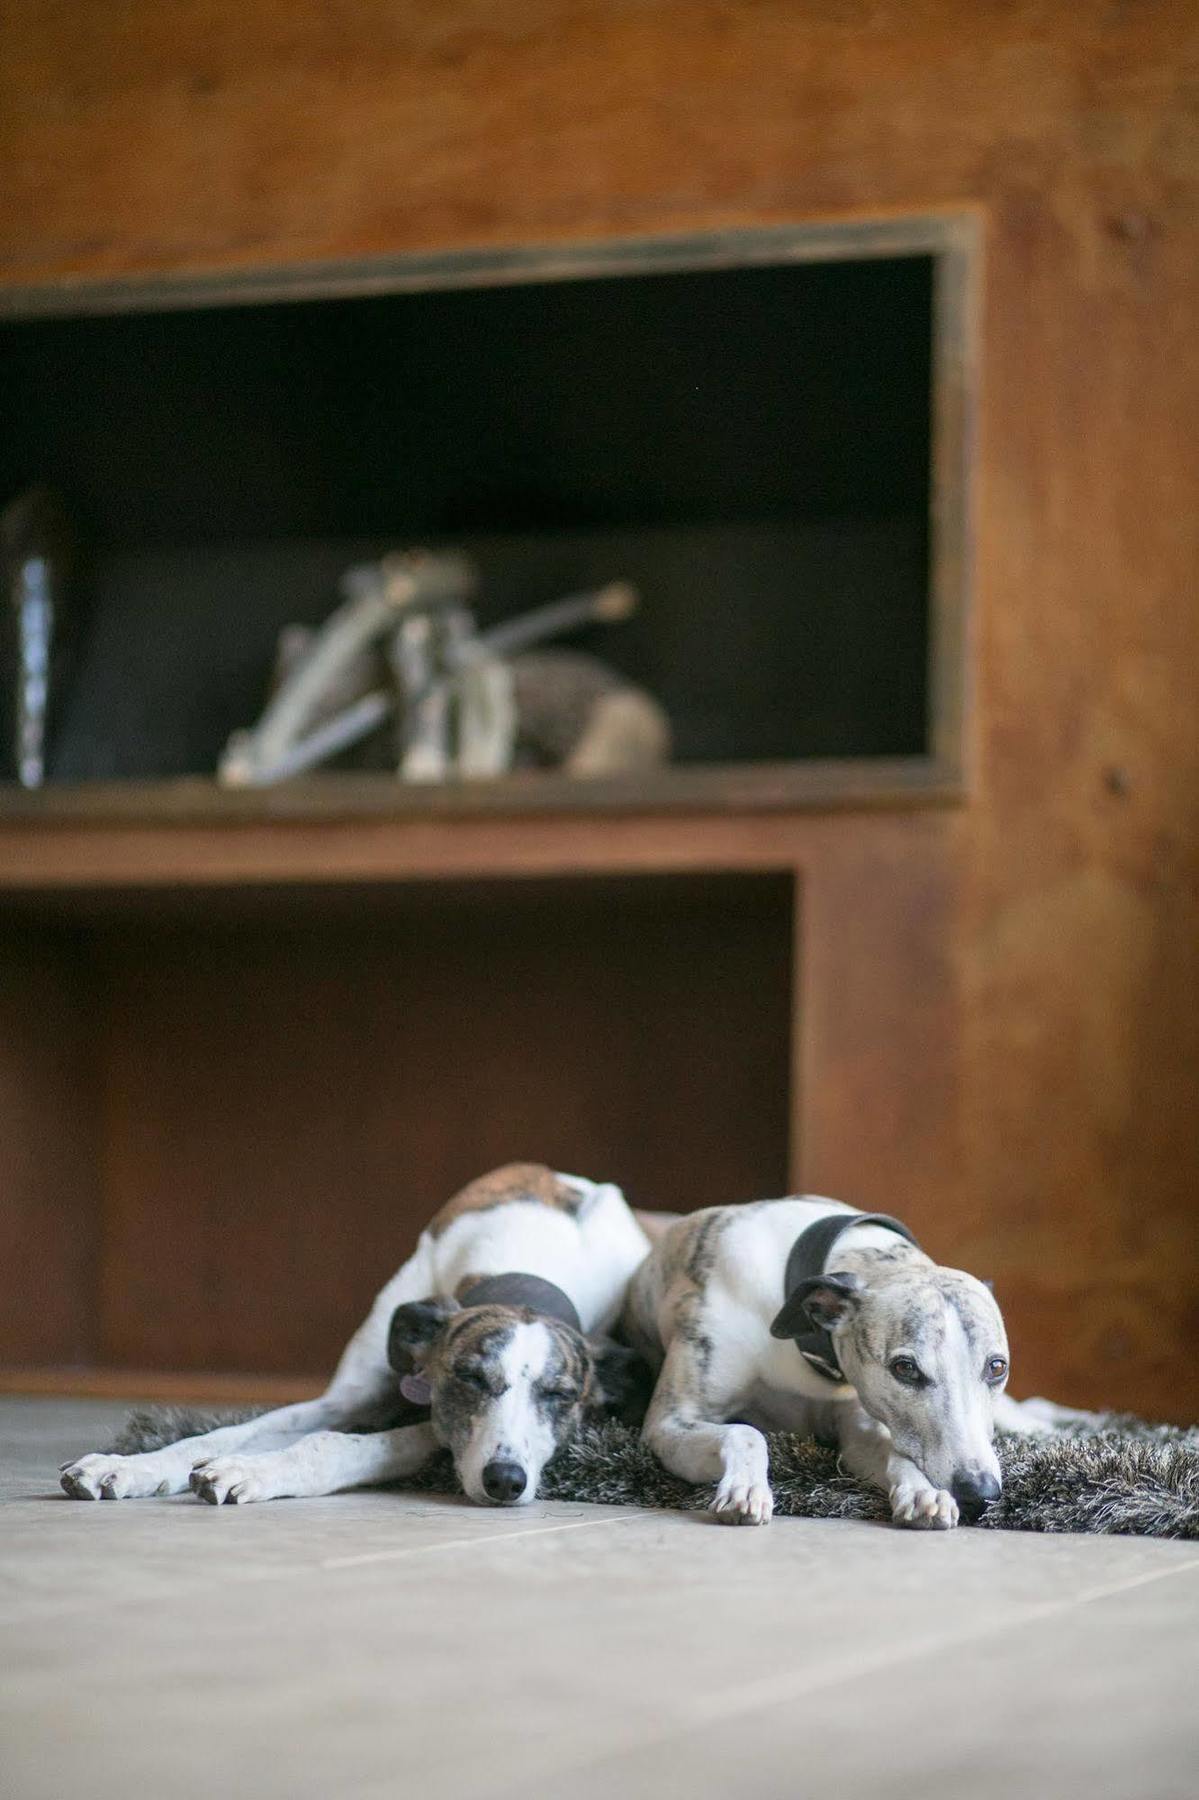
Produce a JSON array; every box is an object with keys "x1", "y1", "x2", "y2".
[{"x1": 0, "y1": 1507, "x2": 655, "y2": 1628}]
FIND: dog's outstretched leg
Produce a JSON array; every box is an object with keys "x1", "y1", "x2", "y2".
[
  {"x1": 189, "y1": 1422, "x2": 441, "y2": 1504},
  {"x1": 642, "y1": 1343, "x2": 773, "y2": 1525},
  {"x1": 61, "y1": 1237, "x2": 438, "y2": 1500},
  {"x1": 59, "y1": 1397, "x2": 364, "y2": 1500},
  {"x1": 836, "y1": 1403, "x2": 959, "y2": 1529}
]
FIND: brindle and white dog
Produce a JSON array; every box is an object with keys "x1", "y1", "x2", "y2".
[
  {"x1": 623, "y1": 1194, "x2": 1068, "y2": 1530},
  {"x1": 60, "y1": 1164, "x2": 651, "y2": 1509}
]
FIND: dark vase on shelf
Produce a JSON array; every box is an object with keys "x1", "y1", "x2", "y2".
[{"x1": 1, "y1": 486, "x2": 75, "y2": 788}]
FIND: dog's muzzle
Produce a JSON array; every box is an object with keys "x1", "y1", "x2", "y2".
[
  {"x1": 482, "y1": 1460, "x2": 528, "y2": 1503},
  {"x1": 950, "y1": 1469, "x2": 1001, "y2": 1522}
]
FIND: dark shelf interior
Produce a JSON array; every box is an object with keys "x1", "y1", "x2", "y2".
[{"x1": 0, "y1": 256, "x2": 933, "y2": 782}]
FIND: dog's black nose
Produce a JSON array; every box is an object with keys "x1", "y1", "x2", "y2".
[
  {"x1": 950, "y1": 1469, "x2": 1002, "y2": 1522},
  {"x1": 482, "y1": 1460, "x2": 527, "y2": 1503}
]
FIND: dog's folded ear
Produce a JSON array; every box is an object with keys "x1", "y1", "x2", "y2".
[
  {"x1": 589, "y1": 1339, "x2": 655, "y2": 1426},
  {"x1": 770, "y1": 1270, "x2": 863, "y2": 1339},
  {"x1": 387, "y1": 1296, "x2": 461, "y2": 1372}
]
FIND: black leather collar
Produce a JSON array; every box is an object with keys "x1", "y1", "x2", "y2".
[
  {"x1": 769, "y1": 1212, "x2": 921, "y2": 1383},
  {"x1": 457, "y1": 1271, "x2": 583, "y2": 1333}
]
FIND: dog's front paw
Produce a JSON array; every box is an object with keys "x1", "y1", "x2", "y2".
[
  {"x1": 190, "y1": 1455, "x2": 278, "y2": 1505},
  {"x1": 890, "y1": 1482, "x2": 959, "y2": 1530},
  {"x1": 60, "y1": 1452, "x2": 180, "y2": 1501},
  {"x1": 711, "y1": 1475, "x2": 774, "y2": 1526}
]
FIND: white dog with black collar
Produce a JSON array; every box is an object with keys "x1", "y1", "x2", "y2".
[
  {"x1": 623, "y1": 1194, "x2": 1068, "y2": 1530},
  {"x1": 61, "y1": 1164, "x2": 651, "y2": 1510}
]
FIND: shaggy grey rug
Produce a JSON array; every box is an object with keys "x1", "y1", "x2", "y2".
[{"x1": 112, "y1": 1406, "x2": 1199, "y2": 1538}]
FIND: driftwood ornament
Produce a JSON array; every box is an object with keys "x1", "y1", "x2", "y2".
[
  {"x1": 219, "y1": 551, "x2": 670, "y2": 787},
  {"x1": 220, "y1": 550, "x2": 475, "y2": 786}
]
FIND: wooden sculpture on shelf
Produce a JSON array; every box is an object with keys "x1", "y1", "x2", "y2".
[{"x1": 218, "y1": 549, "x2": 671, "y2": 787}]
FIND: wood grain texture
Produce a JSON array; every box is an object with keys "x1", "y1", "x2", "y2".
[
  {"x1": 0, "y1": 1, "x2": 1194, "y2": 1415},
  {"x1": 0, "y1": 931, "x2": 99, "y2": 1364},
  {"x1": 0, "y1": 791, "x2": 951, "y2": 898},
  {"x1": 0, "y1": 4, "x2": 1185, "y2": 291},
  {"x1": 92, "y1": 876, "x2": 791, "y2": 1374}
]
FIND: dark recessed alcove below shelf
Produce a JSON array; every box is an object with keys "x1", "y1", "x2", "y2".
[
  {"x1": 1, "y1": 872, "x2": 794, "y2": 1377},
  {"x1": 0, "y1": 250, "x2": 935, "y2": 785}
]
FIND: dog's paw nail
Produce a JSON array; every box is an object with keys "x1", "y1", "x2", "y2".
[
  {"x1": 189, "y1": 1465, "x2": 224, "y2": 1503},
  {"x1": 60, "y1": 1451, "x2": 180, "y2": 1501},
  {"x1": 191, "y1": 1456, "x2": 269, "y2": 1505},
  {"x1": 60, "y1": 1456, "x2": 129, "y2": 1501},
  {"x1": 711, "y1": 1479, "x2": 773, "y2": 1525},
  {"x1": 890, "y1": 1484, "x2": 959, "y2": 1530}
]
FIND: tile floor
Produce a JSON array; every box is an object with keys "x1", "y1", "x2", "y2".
[{"x1": 1, "y1": 1396, "x2": 1196, "y2": 1799}]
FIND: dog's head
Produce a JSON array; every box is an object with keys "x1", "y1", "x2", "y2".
[
  {"x1": 387, "y1": 1296, "x2": 645, "y2": 1506},
  {"x1": 774, "y1": 1263, "x2": 1009, "y2": 1519}
]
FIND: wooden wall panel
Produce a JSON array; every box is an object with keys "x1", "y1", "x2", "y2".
[
  {"x1": 0, "y1": 2, "x2": 1194, "y2": 1415},
  {"x1": 0, "y1": 931, "x2": 99, "y2": 1364},
  {"x1": 961, "y1": 144, "x2": 1199, "y2": 1419},
  {"x1": 0, "y1": 5, "x2": 1191, "y2": 291},
  {"x1": 797, "y1": 811, "x2": 1199, "y2": 1423},
  {"x1": 95, "y1": 877, "x2": 791, "y2": 1374}
]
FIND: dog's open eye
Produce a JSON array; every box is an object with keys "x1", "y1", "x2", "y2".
[
  {"x1": 985, "y1": 1356, "x2": 1009, "y2": 1384},
  {"x1": 888, "y1": 1355, "x2": 924, "y2": 1386}
]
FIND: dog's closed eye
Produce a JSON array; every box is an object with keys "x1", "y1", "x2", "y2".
[
  {"x1": 455, "y1": 1364, "x2": 502, "y2": 1395},
  {"x1": 537, "y1": 1381, "x2": 580, "y2": 1404}
]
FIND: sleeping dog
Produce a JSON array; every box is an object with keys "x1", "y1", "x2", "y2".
[
  {"x1": 623, "y1": 1194, "x2": 1061, "y2": 1530},
  {"x1": 60, "y1": 1164, "x2": 650, "y2": 1508}
]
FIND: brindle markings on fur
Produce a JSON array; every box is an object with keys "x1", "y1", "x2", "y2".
[
  {"x1": 646, "y1": 1209, "x2": 740, "y2": 1436},
  {"x1": 835, "y1": 1261, "x2": 1009, "y2": 1485},
  {"x1": 429, "y1": 1163, "x2": 586, "y2": 1237},
  {"x1": 834, "y1": 1239, "x2": 925, "y2": 1278},
  {"x1": 942, "y1": 1274, "x2": 995, "y2": 1348},
  {"x1": 428, "y1": 1304, "x2": 597, "y2": 1454},
  {"x1": 897, "y1": 1293, "x2": 945, "y2": 1345},
  {"x1": 846, "y1": 1265, "x2": 997, "y2": 1366},
  {"x1": 57, "y1": 1162, "x2": 652, "y2": 1508},
  {"x1": 856, "y1": 1242, "x2": 913, "y2": 1266},
  {"x1": 840, "y1": 1264, "x2": 971, "y2": 1370},
  {"x1": 629, "y1": 1202, "x2": 1019, "y2": 1531},
  {"x1": 683, "y1": 1210, "x2": 730, "y2": 1290}
]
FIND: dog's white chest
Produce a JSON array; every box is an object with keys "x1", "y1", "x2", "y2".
[
  {"x1": 754, "y1": 1328, "x2": 854, "y2": 1403},
  {"x1": 738, "y1": 1333, "x2": 854, "y2": 1435}
]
